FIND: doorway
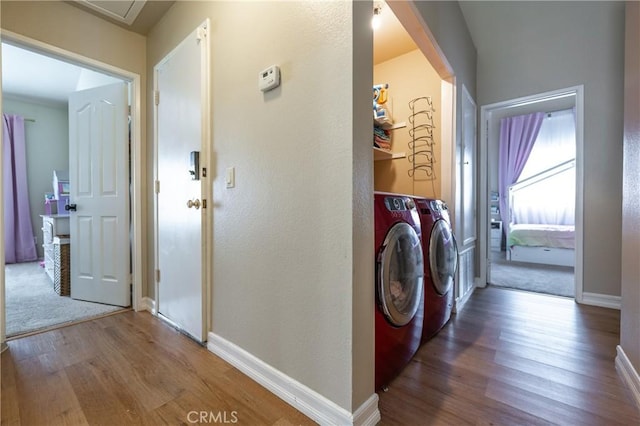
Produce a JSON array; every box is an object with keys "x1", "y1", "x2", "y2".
[
  {"x1": 0, "y1": 32, "x2": 144, "y2": 342},
  {"x1": 479, "y1": 86, "x2": 584, "y2": 300}
]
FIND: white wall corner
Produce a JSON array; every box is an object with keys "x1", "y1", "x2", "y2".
[
  {"x1": 615, "y1": 345, "x2": 640, "y2": 410},
  {"x1": 580, "y1": 292, "x2": 621, "y2": 310},
  {"x1": 141, "y1": 297, "x2": 156, "y2": 314},
  {"x1": 207, "y1": 332, "x2": 380, "y2": 426}
]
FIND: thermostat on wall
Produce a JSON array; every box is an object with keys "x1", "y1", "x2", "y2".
[{"x1": 258, "y1": 65, "x2": 280, "y2": 92}]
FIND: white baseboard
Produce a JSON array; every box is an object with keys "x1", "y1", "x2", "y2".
[
  {"x1": 207, "y1": 332, "x2": 380, "y2": 426},
  {"x1": 454, "y1": 282, "x2": 476, "y2": 314},
  {"x1": 615, "y1": 345, "x2": 640, "y2": 410},
  {"x1": 141, "y1": 297, "x2": 157, "y2": 314},
  {"x1": 580, "y1": 292, "x2": 621, "y2": 310}
]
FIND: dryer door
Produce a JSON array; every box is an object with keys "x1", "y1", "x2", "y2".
[
  {"x1": 377, "y1": 222, "x2": 424, "y2": 327},
  {"x1": 429, "y1": 219, "x2": 459, "y2": 295}
]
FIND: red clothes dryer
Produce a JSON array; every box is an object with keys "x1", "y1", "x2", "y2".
[
  {"x1": 374, "y1": 192, "x2": 425, "y2": 391},
  {"x1": 413, "y1": 197, "x2": 458, "y2": 343}
]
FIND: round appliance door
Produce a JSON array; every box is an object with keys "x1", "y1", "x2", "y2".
[
  {"x1": 429, "y1": 219, "x2": 458, "y2": 295},
  {"x1": 377, "y1": 222, "x2": 424, "y2": 327}
]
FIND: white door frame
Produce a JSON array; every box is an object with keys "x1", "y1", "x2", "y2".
[
  {"x1": 0, "y1": 30, "x2": 144, "y2": 347},
  {"x1": 478, "y1": 85, "x2": 584, "y2": 300},
  {"x1": 152, "y1": 20, "x2": 212, "y2": 339}
]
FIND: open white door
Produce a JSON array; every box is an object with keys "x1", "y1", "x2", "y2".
[
  {"x1": 155, "y1": 22, "x2": 209, "y2": 342},
  {"x1": 68, "y1": 82, "x2": 130, "y2": 307}
]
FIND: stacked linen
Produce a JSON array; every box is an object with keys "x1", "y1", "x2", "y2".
[{"x1": 374, "y1": 126, "x2": 391, "y2": 150}]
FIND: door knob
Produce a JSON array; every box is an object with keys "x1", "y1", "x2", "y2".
[
  {"x1": 65, "y1": 203, "x2": 77, "y2": 212},
  {"x1": 186, "y1": 199, "x2": 201, "y2": 210}
]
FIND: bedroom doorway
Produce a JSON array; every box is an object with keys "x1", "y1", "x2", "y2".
[
  {"x1": 1, "y1": 32, "x2": 144, "y2": 343},
  {"x1": 479, "y1": 86, "x2": 584, "y2": 300}
]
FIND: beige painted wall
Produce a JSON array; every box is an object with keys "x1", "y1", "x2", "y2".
[
  {"x1": 374, "y1": 49, "x2": 442, "y2": 199},
  {"x1": 465, "y1": 1, "x2": 625, "y2": 297},
  {"x1": 147, "y1": 0, "x2": 373, "y2": 413},
  {"x1": 621, "y1": 1, "x2": 640, "y2": 374},
  {"x1": 1, "y1": 0, "x2": 149, "y2": 292}
]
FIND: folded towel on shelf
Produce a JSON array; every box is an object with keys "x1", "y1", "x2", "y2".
[
  {"x1": 374, "y1": 135, "x2": 391, "y2": 145},
  {"x1": 373, "y1": 126, "x2": 391, "y2": 140},
  {"x1": 374, "y1": 140, "x2": 391, "y2": 150}
]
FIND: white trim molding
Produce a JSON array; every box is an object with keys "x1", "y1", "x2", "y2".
[
  {"x1": 207, "y1": 332, "x2": 381, "y2": 426},
  {"x1": 454, "y1": 284, "x2": 475, "y2": 314},
  {"x1": 580, "y1": 292, "x2": 621, "y2": 310},
  {"x1": 141, "y1": 297, "x2": 157, "y2": 314},
  {"x1": 615, "y1": 345, "x2": 640, "y2": 410}
]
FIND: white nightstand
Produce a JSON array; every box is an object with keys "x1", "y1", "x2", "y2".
[{"x1": 490, "y1": 220, "x2": 502, "y2": 251}]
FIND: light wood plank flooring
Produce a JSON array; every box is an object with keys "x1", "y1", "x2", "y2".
[
  {"x1": 2, "y1": 287, "x2": 639, "y2": 425},
  {"x1": 378, "y1": 286, "x2": 640, "y2": 425},
  {"x1": 1, "y1": 311, "x2": 314, "y2": 426}
]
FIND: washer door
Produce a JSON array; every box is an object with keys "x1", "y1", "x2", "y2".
[
  {"x1": 378, "y1": 222, "x2": 424, "y2": 327},
  {"x1": 429, "y1": 219, "x2": 459, "y2": 295}
]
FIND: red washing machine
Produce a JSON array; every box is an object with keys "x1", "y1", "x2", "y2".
[
  {"x1": 413, "y1": 197, "x2": 458, "y2": 343},
  {"x1": 374, "y1": 192, "x2": 425, "y2": 391}
]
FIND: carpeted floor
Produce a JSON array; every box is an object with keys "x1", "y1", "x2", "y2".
[
  {"x1": 5, "y1": 261, "x2": 124, "y2": 337},
  {"x1": 489, "y1": 250, "x2": 575, "y2": 297}
]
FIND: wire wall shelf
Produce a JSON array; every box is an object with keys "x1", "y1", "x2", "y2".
[{"x1": 407, "y1": 96, "x2": 436, "y2": 179}]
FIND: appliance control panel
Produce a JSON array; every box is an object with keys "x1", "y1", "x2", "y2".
[{"x1": 384, "y1": 196, "x2": 414, "y2": 212}]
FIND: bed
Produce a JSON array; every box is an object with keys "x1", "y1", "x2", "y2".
[
  {"x1": 507, "y1": 223, "x2": 575, "y2": 267},
  {"x1": 505, "y1": 159, "x2": 576, "y2": 268}
]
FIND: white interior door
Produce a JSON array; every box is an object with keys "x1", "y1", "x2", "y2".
[
  {"x1": 68, "y1": 82, "x2": 130, "y2": 306},
  {"x1": 155, "y1": 22, "x2": 208, "y2": 342}
]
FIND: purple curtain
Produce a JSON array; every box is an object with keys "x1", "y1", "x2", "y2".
[
  {"x1": 498, "y1": 112, "x2": 545, "y2": 232},
  {"x1": 3, "y1": 113, "x2": 37, "y2": 263}
]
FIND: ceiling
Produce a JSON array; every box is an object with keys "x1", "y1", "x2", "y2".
[
  {"x1": 2, "y1": 43, "x2": 122, "y2": 105},
  {"x1": 2, "y1": 1, "x2": 416, "y2": 105},
  {"x1": 2, "y1": 1, "x2": 174, "y2": 105},
  {"x1": 373, "y1": 2, "x2": 418, "y2": 65},
  {"x1": 67, "y1": 0, "x2": 175, "y2": 35}
]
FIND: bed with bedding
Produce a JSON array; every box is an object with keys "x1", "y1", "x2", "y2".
[
  {"x1": 503, "y1": 158, "x2": 577, "y2": 268},
  {"x1": 507, "y1": 223, "x2": 575, "y2": 267}
]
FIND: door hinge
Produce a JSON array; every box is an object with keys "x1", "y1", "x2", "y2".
[
  {"x1": 155, "y1": 180, "x2": 160, "y2": 194},
  {"x1": 196, "y1": 25, "x2": 208, "y2": 43},
  {"x1": 202, "y1": 199, "x2": 207, "y2": 209},
  {"x1": 154, "y1": 90, "x2": 160, "y2": 106},
  {"x1": 156, "y1": 269, "x2": 160, "y2": 282}
]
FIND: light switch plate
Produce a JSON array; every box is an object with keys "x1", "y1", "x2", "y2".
[{"x1": 226, "y1": 167, "x2": 235, "y2": 188}]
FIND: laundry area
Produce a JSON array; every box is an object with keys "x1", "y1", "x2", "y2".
[
  {"x1": 372, "y1": 44, "x2": 444, "y2": 199},
  {"x1": 371, "y1": 3, "x2": 463, "y2": 392}
]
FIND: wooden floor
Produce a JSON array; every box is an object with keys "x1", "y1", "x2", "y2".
[
  {"x1": 2, "y1": 287, "x2": 639, "y2": 425},
  {"x1": 378, "y1": 286, "x2": 640, "y2": 425},
  {"x1": 1, "y1": 311, "x2": 314, "y2": 426}
]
